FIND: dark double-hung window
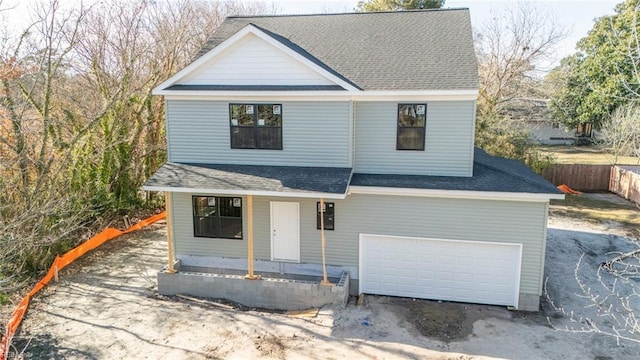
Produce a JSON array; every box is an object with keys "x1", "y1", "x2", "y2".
[
  {"x1": 230, "y1": 104, "x2": 282, "y2": 149},
  {"x1": 397, "y1": 103, "x2": 427, "y2": 151},
  {"x1": 192, "y1": 196, "x2": 243, "y2": 239}
]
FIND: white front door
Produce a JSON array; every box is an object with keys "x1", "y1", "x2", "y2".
[{"x1": 270, "y1": 202, "x2": 300, "y2": 262}]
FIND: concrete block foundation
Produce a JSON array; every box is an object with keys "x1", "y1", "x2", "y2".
[{"x1": 158, "y1": 261, "x2": 350, "y2": 310}]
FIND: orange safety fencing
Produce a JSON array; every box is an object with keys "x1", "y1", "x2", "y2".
[
  {"x1": 557, "y1": 184, "x2": 582, "y2": 195},
  {"x1": 0, "y1": 211, "x2": 166, "y2": 360}
]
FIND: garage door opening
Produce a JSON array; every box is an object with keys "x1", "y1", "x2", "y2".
[{"x1": 359, "y1": 234, "x2": 522, "y2": 308}]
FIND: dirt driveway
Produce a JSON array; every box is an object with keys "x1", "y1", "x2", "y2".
[{"x1": 5, "y1": 201, "x2": 640, "y2": 359}]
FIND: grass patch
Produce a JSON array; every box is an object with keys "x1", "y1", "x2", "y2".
[
  {"x1": 551, "y1": 194, "x2": 640, "y2": 236},
  {"x1": 0, "y1": 293, "x2": 10, "y2": 305},
  {"x1": 539, "y1": 145, "x2": 639, "y2": 165}
]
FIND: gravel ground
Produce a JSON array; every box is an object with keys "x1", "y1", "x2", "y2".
[{"x1": 3, "y1": 194, "x2": 640, "y2": 359}]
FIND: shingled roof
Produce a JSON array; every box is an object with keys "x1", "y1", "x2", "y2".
[
  {"x1": 350, "y1": 148, "x2": 563, "y2": 195},
  {"x1": 144, "y1": 163, "x2": 352, "y2": 198},
  {"x1": 145, "y1": 149, "x2": 561, "y2": 197},
  {"x1": 194, "y1": 9, "x2": 478, "y2": 91}
]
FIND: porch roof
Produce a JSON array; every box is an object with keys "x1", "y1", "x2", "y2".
[
  {"x1": 143, "y1": 162, "x2": 352, "y2": 199},
  {"x1": 350, "y1": 148, "x2": 563, "y2": 196}
]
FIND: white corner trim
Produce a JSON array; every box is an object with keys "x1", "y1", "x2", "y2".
[
  {"x1": 153, "y1": 24, "x2": 359, "y2": 94},
  {"x1": 538, "y1": 201, "x2": 550, "y2": 295},
  {"x1": 348, "y1": 186, "x2": 564, "y2": 202},
  {"x1": 142, "y1": 185, "x2": 347, "y2": 200}
]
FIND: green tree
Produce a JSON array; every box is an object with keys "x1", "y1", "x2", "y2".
[
  {"x1": 549, "y1": 0, "x2": 640, "y2": 128},
  {"x1": 546, "y1": 56, "x2": 589, "y2": 128},
  {"x1": 356, "y1": 0, "x2": 444, "y2": 12}
]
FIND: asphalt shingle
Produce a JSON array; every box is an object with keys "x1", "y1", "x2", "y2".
[
  {"x1": 190, "y1": 9, "x2": 478, "y2": 91},
  {"x1": 144, "y1": 163, "x2": 353, "y2": 195},
  {"x1": 350, "y1": 148, "x2": 562, "y2": 195},
  {"x1": 146, "y1": 149, "x2": 560, "y2": 196}
]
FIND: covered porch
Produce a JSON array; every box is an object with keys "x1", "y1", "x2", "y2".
[{"x1": 144, "y1": 162, "x2": 353, "y2": 310}]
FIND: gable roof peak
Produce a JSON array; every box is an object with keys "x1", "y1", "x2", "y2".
[{"x1": 165, "y1": 8, "x2": 479, "y2": 92}]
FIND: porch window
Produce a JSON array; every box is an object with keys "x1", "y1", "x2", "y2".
[
  {"x1": 397, "y1": 103, "x2": 426, "y2": 150},
  {"x1": 316, "y1": 202, "x2": 335, "y2": 230},
  {"x1": 192, "y1": 196, "x2": 243, "y2": 239},
  {"x1": 230, "y1": 104, "x2": 282, "y2": 149}
]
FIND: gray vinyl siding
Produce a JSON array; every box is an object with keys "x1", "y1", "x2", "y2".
[
  {"x1": 171, "y1": 192, "x2": 547, "y2": 296},
  {"x1": 354, "y1": 101, "x2": 475, "y2": 176},
  {"x1": 171, "y1": 193, "x2": 254, "y2": 258},
  {"x1": 166, "y1": 100, "x2": 351, "y2": 167}
]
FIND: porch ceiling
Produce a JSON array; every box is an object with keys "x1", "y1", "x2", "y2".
[{"x1": 144, "y1": 162, "x2": 352, "y2": 199}]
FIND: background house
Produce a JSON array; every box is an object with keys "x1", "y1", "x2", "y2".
[
  {"x1": 145, "y1": 9, "x2": 563, "y2": 312},
  {"x1": 503, "y1": 97, "x2": 575, "y2": 146}
]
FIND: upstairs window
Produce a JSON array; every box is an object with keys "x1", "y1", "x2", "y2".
[
  {"x1": 230, "y1": 104, "x2": 282, "y2": 149},
  {"x1": 193, "y1": 196, "x2": 243, "y2": 239},
  {"x1": 397, "y1": 104, "x2": 426, "y2": 151}
]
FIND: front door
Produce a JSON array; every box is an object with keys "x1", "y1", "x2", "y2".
[{"x1": 270, "y1": 202, "x2": 300, "y2": 262}]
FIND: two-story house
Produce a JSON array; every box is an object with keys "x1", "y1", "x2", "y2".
[{"x1": 144, "y1": 9, "x2": 563, "y2": 311}]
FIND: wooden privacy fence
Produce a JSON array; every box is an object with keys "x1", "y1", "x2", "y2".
[
  {"x1": 610, "y1": 166, "x2": 640, "y2": 204},
  {"x1": 541, "y1": 164, "x2": 612, "y2": 191}
]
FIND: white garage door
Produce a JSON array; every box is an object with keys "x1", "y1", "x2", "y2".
[{"x1": 359, "y1": 234, "x2": 522, "y2": 307}]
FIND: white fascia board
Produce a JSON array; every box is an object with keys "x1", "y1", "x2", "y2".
[
  {"x1": 143, "y1": 185, "x2": 347, "y2": 200},
  {"x1": 153, "y1": 24, "x2": 359, "y2": 94},
  {"x1": 348, "y1": 186, "x2": 565, "y2": 202},
  {"x1": 160, "y1": 92, "x2": 355, "y2": 100},
  {"x1": 352, "y1": 90, "x2": 478, "y2": 101},
  {"x1": 159, "y1": 90, "x2": 479, "y2": 101}
]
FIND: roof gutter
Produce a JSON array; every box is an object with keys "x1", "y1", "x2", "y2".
[
  {"x1": 157, "y1": 90, "x2": 479, "y2": 102},
  {"x1": 142, "y1": 185, "x2": 348, "y2": 200},
  {"x1": 348, "y1": 186, "x2": 565, "y2": 202}
]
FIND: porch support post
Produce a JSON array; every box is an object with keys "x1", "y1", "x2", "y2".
[
  {"x1": 320, "y1": 197, "x2": 331, "y2": 285},
  {"x1": 165, "y1": 192, "x2": 176, "y2": 273},
  {"x1": 245, "y1": 195, "x2": 258, "y2": 280}
]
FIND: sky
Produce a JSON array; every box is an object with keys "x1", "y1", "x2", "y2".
[{"x1": 2, "y1": 0, "x2": 621, "y2": 69}]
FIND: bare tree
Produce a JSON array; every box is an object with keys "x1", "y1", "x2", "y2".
[
  {"x1": 1, "y1": 0, "x2": 276, "y2": 344},
  {"x1": 2, "y1": 2, "x2": 277, "y2": 355},
  {"x1": 475, "y1": 2, "x2": 567, "y2": 115},
  {"x1": 599, "y1": 103, "x2": 640, "y2": 164}
]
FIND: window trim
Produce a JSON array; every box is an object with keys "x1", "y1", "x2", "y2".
[
  {"x1": 192, "y1": 195, "x2": 243, "y2": 240},
  {"x1": 396, "y1": 103, "x2": 427, "y2": 151},
  {"x1": 316, "y1": 201, "x2": 335, "y2": 231},
  {"x1": 229, "y1": 103, "x2": 283, "y2": 150}
]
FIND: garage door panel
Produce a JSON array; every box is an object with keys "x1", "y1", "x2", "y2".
[{"x1": 360, "y1": 234, "x2": 521, "y2": 307}]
